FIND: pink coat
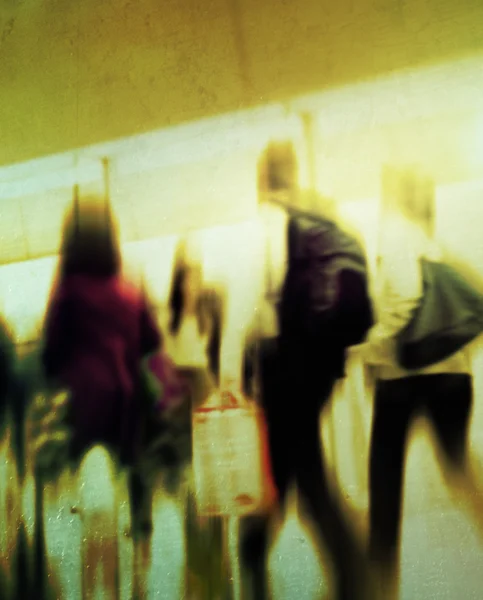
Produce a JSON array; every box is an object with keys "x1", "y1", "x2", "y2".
[{"x1": 43, "y1": 274, "x2": 161, "y2": 461}]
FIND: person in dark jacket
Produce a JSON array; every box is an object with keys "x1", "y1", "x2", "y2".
[
  {"x1": 15, "y1": 341, "x2": 67, "y2": 600},
  {"x1": 240, "y1": 142, "x2": 374, "y2": 600},
  {"x1": 42, "y1": 194, "x2": 161, "y2": 467},
  {"x1": 0, "y1": 316, "x2": 17, "y2": 459}
]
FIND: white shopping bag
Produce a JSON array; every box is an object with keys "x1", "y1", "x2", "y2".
[{"x1": 192, "y1": 390, "x2": 276, "y2": 517}]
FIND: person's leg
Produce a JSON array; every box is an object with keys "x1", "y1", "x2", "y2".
[
  {"x1": 239, "y1": 338, "x2": 292, "y2": 600},
  {"x1": 240, "y1": 409, "x2": 295, "y2": 600},
  {"x1": 424, "y1": 374, "x2": 472, "y2": 466},
  {"x1": 129, "y1": 470, "x2": 154, "y2": 537},
  {"x1": 239, "y1": 515, "x2": 272, "y2": 600},
  {"x1": 425, "y1": 374, "x2": 483, "y2": 531},
  {"x1": 183, "y1": 369, "x2": 231, "y2": 599},
  {"x1": 10, "y1": 377, "x2": 27, "y2": 482},
  {"x1": 290, "y1": 370, "x2": 370, "y2": 600},
  {"x1": 368, "y1": 379, "x2": 416, "y2": 599}
]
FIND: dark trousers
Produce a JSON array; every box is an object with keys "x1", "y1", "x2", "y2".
[
  {"x1": 369, "y1": 373, "x2": 473, "y2": 584},
  {"x1": 240, "y1": 338, "x2": 368, "y2": 600}
]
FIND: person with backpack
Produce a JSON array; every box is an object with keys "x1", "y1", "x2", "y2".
[
  {"x1": 240, "y1": 141, "x2": 375, "y2": 600},
  {"x1": 357, "y1": 167, "x2": 483, "y2": 599}
]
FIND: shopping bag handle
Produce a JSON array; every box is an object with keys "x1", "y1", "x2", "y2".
[
  {"x1": 220, "y1": 388, "x2": 250, "y2": 408},
  {"x1": 201, "y1": 383, "x2": 252, "y2": 411}
]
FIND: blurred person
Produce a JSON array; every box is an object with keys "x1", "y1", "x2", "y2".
[
  {"x1": 167, "y1": 238, "x2": 223, "y2": 399},
  {"x1": 149, "y1": 238, "x2": 223, "y2": 490},
  {"x1": 41, "y1": 194, "x2": 161, "y2": 535},
  {"x1": 0, "y1": 318, "x2": 20, "y2": 596},
  {"x1": 163, "y1": 238, "x2": 229, "y2": 600},
  {"x1": 0, "y1": 316, "x2": 17, "y2": 466},
  {"x1": 358, "y1": 166, "x2": 483, "y2": 598},
  {"x1": 240, "y1": 141, "x2": 374, "y2": 600},
  {"x1": 17, "y1": 341, "x2": 77, "y2": 600}
]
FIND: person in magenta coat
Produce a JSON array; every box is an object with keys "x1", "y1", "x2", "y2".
[{"x1": 42, "y1": 196, "x2": 161, "y2": 466}]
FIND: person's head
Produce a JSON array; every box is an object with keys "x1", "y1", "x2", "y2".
[
  {"x1": 168, "y1": 239, "x2": 205, "y2": 335},
  {"x1": 381, "y1": 165, "x2": 436, "y2": 236},
  {"x1": 257, "y1": 141, "x2": 338, "y2": 219},
  {"x1": 257, "y1": 140, "x2": 298, "y2": 205},
  {"x1": 59, "y1": 193, "x2": 121, "y2": 279}
]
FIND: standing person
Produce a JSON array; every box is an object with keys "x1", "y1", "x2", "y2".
[
  {"x1": 18, "y1": 341, "x2": 68, "y2": 600},
  {"x1": 360, "y1": 167, "x2": 483, "y2": 599},
  {"x1": 0, "y1": 318, "x2": 20, "y2": 598},
  {"x1": 167, "y1": 239, "x2": 222, "y2": 405},
  {"x1": 41, "y1": 194, "x2": 161, "y2": 530},
  {"x1": 240, "y1": 141, "x2": 374, "y2": 600},
  {"x1": 165, "y1": 238, "x2": 229, "y2": 600}
]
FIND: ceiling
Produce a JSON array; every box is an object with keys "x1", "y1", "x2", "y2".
[{"x1": 1, "y1": 0, "x2": 483, "y2": 167}]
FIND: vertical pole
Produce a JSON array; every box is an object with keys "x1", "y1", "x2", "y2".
[
  {"x1": 300, "y1": 111, "x2": 317, "y2": 191},
  {"x1": 73, "y1": 183, "x2": 80, "y2": 235},
  {"x1": 102, "y1": 157, "x2": 111, "y2": 214}
]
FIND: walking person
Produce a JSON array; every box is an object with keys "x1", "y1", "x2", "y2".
[
  {"x1": 164, "y1": 239, "x2": 230, "y2": 600},
  {"x1": 240, "y1": 141, "x2": 375, "y2": 600},
  {"x1": 42, "y1": 192, "x2": 161, "y2": 536},
  {"x1": 359, "y1": 167, "x2": 483, "y2": 599}
]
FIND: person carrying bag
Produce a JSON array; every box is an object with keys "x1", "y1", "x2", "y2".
[{"x1": 360, "y1": 167, "x2": 483, "y2": 600}]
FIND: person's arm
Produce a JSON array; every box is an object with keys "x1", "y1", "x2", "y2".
[
  {"x1": 218, "y1": 289, "x2": 244, "y2": 390},
  {"x1": 139, "y1": 297, "x2": 162, "y2": 358},
  {"x1": 219, "y1": 272, "x2": 264, "y2": 391}
]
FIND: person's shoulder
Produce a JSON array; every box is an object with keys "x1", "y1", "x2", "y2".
[
  {"x1": 288, "y1": 210, "x2": 330, "y2": 242},
  {"x1": 114, "y1": 277, "x2": 143, "y2": 305}
]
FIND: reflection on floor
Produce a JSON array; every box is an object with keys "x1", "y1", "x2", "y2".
[
  {"x1": 34, "y1": 427, "x2": 483, "y2": 600},
  {"x1": 399, "y1": 425, "x2": 483, "y2": 600},
  {"x1": 3, "y1": 393, "x2": 483, "y2": 599}
]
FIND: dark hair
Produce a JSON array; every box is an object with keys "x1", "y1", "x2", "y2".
[
  {"x1": 168, "y1": 264, "x2": 186, "y2": 336},
  {"x1": 168, "y1": 252, "x2": 223, "y2": 381},
  {"x1": 59, "y1": 195, "x2": 121, "y2": 278}
]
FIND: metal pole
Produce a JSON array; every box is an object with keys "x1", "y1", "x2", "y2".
[
  {"x1": 102, "y1": 157, "x2": 111, "y2": 213},
  {"x1": 300, "y1": 111, "x2": 317, "y2": 190}
]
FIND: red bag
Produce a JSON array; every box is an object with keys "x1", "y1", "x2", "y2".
[{"x1": 257, "y1": 405, "x2": 278, "y2": 511}]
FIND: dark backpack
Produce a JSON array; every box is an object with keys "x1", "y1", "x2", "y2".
[{"x1": 279, "y1": 210, "x2": 374, "y2": 348}]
